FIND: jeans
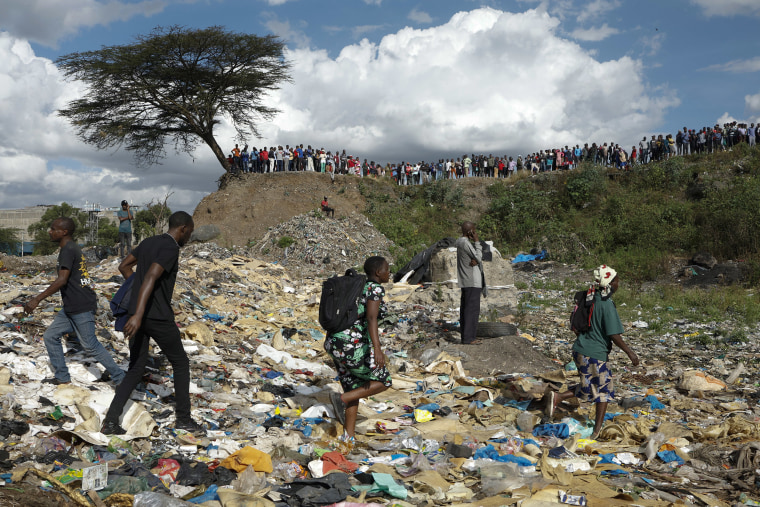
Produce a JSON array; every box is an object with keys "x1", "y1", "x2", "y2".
[
  {"x1": 118, "y1": 232, "x2": 132, "y2": 257},
  {"x1": 44, "y1": 310, "x2": 125, "y2": 383},
  {"x1": 105, "y1": 318, "x2": 191, "y2": 423}
]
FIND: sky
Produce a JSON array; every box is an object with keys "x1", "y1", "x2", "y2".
[{"x1": 1, "y1": 0, "x2": 759, "y2": 214}]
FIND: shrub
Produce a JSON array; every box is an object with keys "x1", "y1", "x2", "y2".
[
  {"x1": 564, "y1": 166, "x2": 606, "y2": 208},
  {"x1": 277, "y1": 236, "x2": 294, "y2": 249}
]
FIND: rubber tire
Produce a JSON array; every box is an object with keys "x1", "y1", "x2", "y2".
[{"x1": 476, "y1": 322, "x2": 518, "y2": 338}]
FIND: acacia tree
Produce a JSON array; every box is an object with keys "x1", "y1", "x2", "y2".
[{"x1": 56, "y1": 26, "x2": 291, "y2": 172}]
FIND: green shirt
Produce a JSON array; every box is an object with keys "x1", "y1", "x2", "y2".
[{"x1": 572, "y1": 293, "x2": 624, "y2": 361}]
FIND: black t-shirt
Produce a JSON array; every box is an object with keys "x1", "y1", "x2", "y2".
[
  {"x1": 128, "y1": 234, "x2": 179, "y2": 321},
  {"x1": 58, "y1": 241, "x2": 96, "y2": 314}
]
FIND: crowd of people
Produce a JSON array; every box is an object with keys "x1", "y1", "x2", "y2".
[{"x1": 228, "y1": 121, "x2": 757, "y2": 185}]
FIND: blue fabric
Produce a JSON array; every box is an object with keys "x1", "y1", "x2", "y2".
[
  {"x1": 472, "y1": 445, "x2": 532, "y2": 466},
  {"x1": 512, "y1": 250, "x2": 547, "y2": 263},
  {"x1": 597, "y1": 453, "x2": 615, "y2": 463},
  {"x1": 645, "y1": 395, "x2": 665, "y2": 410},
  {"x1": 188, "y1": 484, "x2": 218, "y2": 503},
  {"x1": 601, "y1": 469, "x2": 629, "y2": 476},
  {"x1": 109, "y1": 275, "x2": 134, "y2": 332},
  {"x1": 498, "y1": 399, "x2": 532, "y2": 410},
  {"x1": 44, "y1": 309, "x2": 124, "y2": 383},
  {"x1": 203, "y1": 313, "x2": 224, "y2": 322},
  {"x1": 657, "y1": 450, "x2": 684, "y2": 464},
  {"x1": 532, "y1": 423, "x2": 570, "y2": 439},
  {"x1": 415, "y1": 403, "x2": 440, "y2": 412},
  {"x1": 263, "y1": 371, "x2": 284, "y2": 379}
]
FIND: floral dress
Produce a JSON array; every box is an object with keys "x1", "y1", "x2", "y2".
[{"x1": 324, "y1": 281, "x2": 393, "y2": 391}]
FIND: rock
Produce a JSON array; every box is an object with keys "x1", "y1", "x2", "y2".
[
  {"x1": 679, "y1": 370, "x2": 726, "y2": 392},
  {"x1": 690, "y1": 251, "x2": 717, "y2": 269},
  {"x1": 191, "y1": 224, "x2": 222, "y2": 242},
  {"x1": 185, "y1": 321, "x2": 215, "y2": 346}
]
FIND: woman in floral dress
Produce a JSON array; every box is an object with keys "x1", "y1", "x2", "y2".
[{"x1": 325, "y1": 256, "x2": 393, "y2": 439}]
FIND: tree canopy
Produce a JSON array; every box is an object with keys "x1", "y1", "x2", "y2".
[
  {"x1": 56, "y1": 25, "x2": 291, "y2": 173},
  {"x1": 0, "y1": 227, "x2": 20, "y2": 255},
  {"x1": 28, "y1": 203, "x2": 89, "y2": 255},
  {"x1": 134, "y1": 203, "x2": 172, "y2": 242}
]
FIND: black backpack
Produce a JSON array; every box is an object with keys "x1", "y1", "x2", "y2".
[
  {"x1": 570, "y1": 288, "x2": 595, "y2": 335},
  {"x1": 319, "y1": 269, "x2": 367, "y2": 335}
]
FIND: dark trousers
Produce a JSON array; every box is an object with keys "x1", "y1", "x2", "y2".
[
  {"x1": 460, "y1": 287, "x2": 481, "y2": 344},
  {"x1": 105, "y1": 318, "x2": 191, "y2": 423}
]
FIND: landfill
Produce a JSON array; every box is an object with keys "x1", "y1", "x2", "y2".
[{"x1": 0, "y1": 226, "x2": 760, "y2": 506}]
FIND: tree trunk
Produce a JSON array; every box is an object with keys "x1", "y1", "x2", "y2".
[{"x1": 204, "y1": 134, "x2": 232, "y2": 173}]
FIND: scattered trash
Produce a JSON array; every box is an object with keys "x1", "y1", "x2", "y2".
[{"x1": 0, "y1": 242, "x2": 759, "y2": 506}]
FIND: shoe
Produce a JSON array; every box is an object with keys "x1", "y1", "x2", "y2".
[
  {"x1": 101, "y1": 420, "x2": 126, "y2": 435},
  {"x1": 544, "y1": 391, "x2": 556, "y2": 419},
  {"x1": 330, "y1": 392, "x2": 346, "y2": 426},
  {"x1": 42, "y1": 377, "x2": 70, "y2": 385},
  {"x1": 175, "y1": 419, "x2": 205, "y2": 433}
]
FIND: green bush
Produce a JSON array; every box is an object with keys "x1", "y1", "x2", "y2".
[
  {"x1": 277, "y1": 236, "x2": 294, "y2": 249},
  {"x1": 564, "y1": 165, "x2": 606, "y2": 208}
]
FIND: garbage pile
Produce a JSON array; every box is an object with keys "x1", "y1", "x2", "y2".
[
  {"x1": 1, "y1": 249, "x2": 760, "y2": 506},
  {"x1": 247, "y1": 212, "x2": 396, "y2": 279}
]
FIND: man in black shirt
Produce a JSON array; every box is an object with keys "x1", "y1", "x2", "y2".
[
  {"x1": 101, "y1": 211, "x2": 201, "y2": 435},
  {"x1": 24, "y1": 217, "x2": 125, "y2": 385}
]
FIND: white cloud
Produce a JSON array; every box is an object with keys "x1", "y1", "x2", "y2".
[
  {"x1": 0, "y1": 0, "x2": 167, "y2": 47},
  {"x1": 690, "y1": 0, "x2": 760, "y2": 17},
  {"x1": 0, "y1": 32, "x2": 221, "y2": 212},
  {"x1": 408, "y1": 8, "x2": 433, "y2": 24},
  {"x1": 0, "y1": 8, "x2": 679, "y2": 214},
  {"x1": 362, "y1": 0, "x2": 382, "y2": 5},
  {"x1": 747, "y1": 92, "x2": 760, "y2": 112},
  {"x1": 263, "y1": 0, "x2": 292, "y2": 5},
  {"x1": 351, "y1": 24, "x2": 385, "y2": 39},
  {"x1": 264, "y1": 18, "x2": 311, "y2": 49},
  {"x1": 575, "y1": 0, "x2": 621, "y2": 23},
  {"x1": 641, "y1": 32, "x2": 665, "y2": 57},
  {"x1": 570, "y1": 23, "x2": 619, "y2": 41},
  {"x1": 701, "y1": 57, "x2": 760, "y2": 73},
  {"x1": 257, "y1": 7, "x2": 677, "y2": 161}
]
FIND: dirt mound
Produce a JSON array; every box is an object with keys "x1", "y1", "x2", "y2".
[{"x1": 193, "y1": 172, "x2": 372, "y2": 248}]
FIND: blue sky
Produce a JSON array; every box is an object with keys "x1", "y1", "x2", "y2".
[{"x1": 1, "y1": 0, "x2": 759, "y2": 217}]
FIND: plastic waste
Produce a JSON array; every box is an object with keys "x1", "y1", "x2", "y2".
[
  {"x1": 133, "y1": 491, "x2": 196, "y2": 506},
  {"x1": 517, "y1": 412, "x2": 539, "y2": 433},
  {"x1": 187, "y1": 484, "x2": 218, "y2": 504},
  {"x1": 480, "y1": 462, "x2": 526, "y2": 496},
  {"x1": 644, "y1": 432, "x2": 666, "y2": 461},
  {"x1": 230, "y1": 465, "x2": 267, "y2": 495},
  {"x1": 97, "y1": 476, "x2": 151, "y2": 499}
]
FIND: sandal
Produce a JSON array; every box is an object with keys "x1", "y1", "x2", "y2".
[{"x1": 330, "y1": 392, "x2": 346, "y2": 426}]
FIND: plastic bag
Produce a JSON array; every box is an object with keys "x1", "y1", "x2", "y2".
[
  {"x1": 230, "y1": 465, "x2": 267, "y2": 495},
  {"x1": 133, "y1": 491, "x2": 195, "y2": 506}
]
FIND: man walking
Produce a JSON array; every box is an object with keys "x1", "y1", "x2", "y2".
[
  {"x1": 24, "y1": 218, "x2": 125, "y2": 385},
  {"x1": 117, "y1": 200, "x2": 133, "y2": 258},
  {"x1": 456, "y1": 222, "x2": 486, "y2": 345},
  {"x1": 101, "y1": 211, "x2": 202, "y2": 435}
]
